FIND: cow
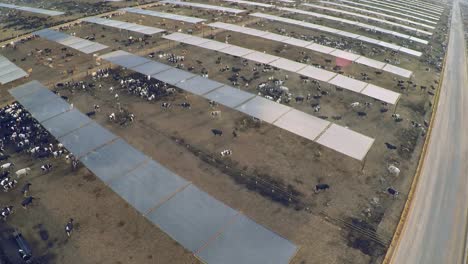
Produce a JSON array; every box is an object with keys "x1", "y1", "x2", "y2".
[
  {"x1": 180, "y1": 102, "x2": 191, "y2": 109},
  {"x1": 21, "y1": 196, "x2": 35, "y2": 209},
  {"x1": 161, "y1": 102, "x2": 171, "y2": 109},
  {"x1": 2, "y1": 179, "x2": 16, "y2": 192},
  {"x1": 388, "y1": 165, "x2": 400, "y2": 177},
  {"x1": 21, "y1": 183, "x2": 31, "y2": 197},
  {"x1": 295, "y1": 96, "x2": 304, "y2": 103},
  {"x1": 209, "y1": 100, "x2": 217, "y2": 108},
  {"x1": 315, "y1": 183, "x2": 330, "y2": 193},
  {"x1": 15, "y1": 168, "x2": 31, "y2": 178},
  {"x1": 41, "y1": 164, "x2": 52, "y2": 173},
  {"x1": 220, "y1": 149, "x2": 232, "y2": 157},
  {"x1": 387, "y1": 187, "x2": 399, "y2": 198},
  {"x1": 211, "y1": 129, "x2": 223, "y2": 136},
  {"x1": 65, "y1": 218, "x2": 74, "y2": 237},
  {"x1": 0, "y1": 206, "x2": 13, "y2": 220},
  {"x1": 350, "y1": 102, "x2": 360, "y2": 108},
  {"x1": 0, "y1": 154, "x2": 9, "y2": 161},
  {"x1": 86, "y1": 111, "x2": 96, "y2": 117},
  {"x1": 1, "y1": 163, "x2": 14, "y2": 170},
  {"x1": 385, "y1": 142, "x2": 397, "y2": 150},
  {"x1": 392, "y1": 114, "x2": 403, "y2": 122},
  {"x1": 0, "y1": 171, "x2": 8, "y2": 179},
  {"x1": 210, "y1": 110, "x2": 221, "y2": 117}
]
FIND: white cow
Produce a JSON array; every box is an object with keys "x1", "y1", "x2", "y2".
[
  {"x1": 220, "y1": 149, "x2": 232, "y2": 157},
  {"x1": 210, "y1": 111, "x2": 221, "y2": 117},
  {"x1": 388, "y1": 165, "x2": 400, "y2": 177},
  {"x1": 0, "y1": 163, "x2": 14, "y2": 170},
  {"x1": 350, "y1": 102, "x2": 360, "y2": 108},
  {"x1": 15, "y1": 168, "x2": 31, "y2": 178}
]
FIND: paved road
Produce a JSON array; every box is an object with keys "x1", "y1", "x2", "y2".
[{"x1": 391, "y1": 2, "x2": 468, "y2": 264}]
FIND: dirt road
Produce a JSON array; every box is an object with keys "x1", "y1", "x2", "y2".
[{"x1": 390, "y1": 1, "x2": 468, "y2": 263}]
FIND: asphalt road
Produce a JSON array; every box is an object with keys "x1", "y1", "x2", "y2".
[{"x1": 391, "y1": 2, "x2": 468, "y2": 264}]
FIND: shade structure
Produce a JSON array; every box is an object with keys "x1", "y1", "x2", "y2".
[
  {"x1": 131, "y1": 61, "x2": 172, "y2": 76},
  {"x1": 109, "y1": 160, "x2": 189, "y2": 214},
  {"x1": 27, "y1": 98, "x2": 72, "y2": 123},
  {"x1": 220, "y1": 0, "x2": 274, "y2": 8},
  {"x1": 160, "y1": 0, "x2": 246, "y2": 14},
  {"x1": 151, "y1": 68, "x2": 196, "y2": 85},
  {"x1": 0, "y1": 3, "x2": 64, "y2": 16},
  {"x1": 59, "y1": 122, "x2": 118, "y2": 158},
  {"x1": 17, "y1": 88, "x2": 63, "y2": 111},
  {"x1": 82, "y1": 17, "x2": 165, "y2": 35},
  {"x1": 274, "y1": 109, "x2": 330, "y2": 141},
  {"x1": 204, "y1": 86, "x2": 256, "y2": 108},
  {"x1": 121, "y1": 8, "x2": 206, "y2": 23},
  {"x1": 0, "y1": 56, "x2": 27, "y2": 84},
  {"x1": 236, "y1": 96, "x2": 292, "y2": 123},
  {"x1": 8, "y1": 80, "x2": 42, "y2": 99},
  {"x1": 177, "y1": 76, "x2": 225, "y2": 96},
  {"x1": 196, "y1": 214, "x2": 298, "y2": 264},
  {"x1": 41, "y1": 109, "x2": 93, "y2": 139},
  {"x1": 34, "y1": 29, "x2": 108, "y2": 54},
  {"x1": 146, "y1": 184, "x2": 239, "y2": 252},
  {"x1": 81, "y1": 138, "x2": 148, "y2": 183},
  {"x1": 316, "y1": 124, "x2": 375, "y2": 160},
  {"x1": 100, "y1": 50, "x2": 151, "y2": 68}
]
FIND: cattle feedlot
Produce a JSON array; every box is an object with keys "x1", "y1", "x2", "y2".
[{"x1": 0, "y1": 0, "x2": 455, "y2": 263}]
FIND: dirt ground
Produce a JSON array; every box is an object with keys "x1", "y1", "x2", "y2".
[{"x1": 0, "y1": 1, "x2": 450, "y2": 264}]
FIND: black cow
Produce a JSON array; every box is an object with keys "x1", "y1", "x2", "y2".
[
  {"x1": 65, "y1": 218, "x2": 74, "y2": 237},
  {"x1": 387, "y1": 187, "x2": 399, "y2": 197},
  {"x1": 315, "y1": 183, "x2": 330, "y2": 193},
  {"x1": 21, "y1": 196, "x2": 35, "y2": 209},
  {"x1": 21, "y1": 183, "x2": 31, "y2": 197},
  {"x1": 36, "y1": 151, "x2": 50, "y2": 159},
  {"x1": 0, "y1": 154, "x2": 9, "y2": 161},
  {"x1": 0, "y1": 171, "x2": 9, "y2": 179},
  {"x1": 86, "y1": 111, "x2": 96, "y2": 117},
  {"x1": 180, "y1": 102, "x2": 191, "y2": 109},
  {"x1": 385, "y1": 142, "x2": 397, "y2": 150},
  {"x1": 212, "y1": 129, "x2": 223, "y2": 136}
]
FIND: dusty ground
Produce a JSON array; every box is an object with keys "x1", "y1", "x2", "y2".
[{"x1": 0, "y1": 1, "x2": 450, "y2": 264}]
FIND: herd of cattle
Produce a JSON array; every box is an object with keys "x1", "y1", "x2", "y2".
[{"x1": 0, "y1": 102, "x2": 77, "y2": 229}]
